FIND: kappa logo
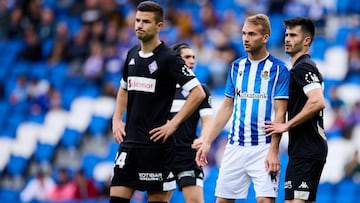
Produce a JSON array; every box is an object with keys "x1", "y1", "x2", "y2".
[
  {"x1": 298, "y1": 181, "x2": 309, "y2": 189},
  {"x1": 128, "y1": 58, "x2": 135, "y2": 65},
  {"x1": 166, "y1": 172, "x2": 174, "y2": 179}
]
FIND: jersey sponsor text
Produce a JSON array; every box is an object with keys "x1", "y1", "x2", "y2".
[{"x1": 127, "y1": 76, "x2": 156, "y2": 92}]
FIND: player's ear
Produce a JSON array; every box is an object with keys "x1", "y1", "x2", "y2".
[
  {"x1": 157, "y1": 21, "x2": 163, "y2": 31},
  {"x1": 303, "y1": 35, "x2": 311, "y2": 47},
  {"x1": 263, "y1": 33, "x2": 269, "y2": 43}
]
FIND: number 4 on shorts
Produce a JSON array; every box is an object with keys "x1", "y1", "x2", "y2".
[{"x1": 115, "y1": 152, "x2": 127, "y2": 168}]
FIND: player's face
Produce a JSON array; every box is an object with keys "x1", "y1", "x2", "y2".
[
  {"x1": 180, "y1": 48, "x2": 195, "y2": 69},
  {"x1": 135, "y1": 11, "x2": 162, "y2": 42},
  {"x1": 284, "y1": 26, "x2": 306, "y2": 56},
  {"x1": 242, "y1": 22, "x2": 268, "y2": 54}
]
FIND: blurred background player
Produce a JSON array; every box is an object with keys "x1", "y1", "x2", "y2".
[{"x1": 167, "y1": 42, "x2": 213, "y2": 203}]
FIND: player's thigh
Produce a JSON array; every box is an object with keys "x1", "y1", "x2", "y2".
[
  {"x1": 215, "y1": 144, "x2": 251, "y2": 199},
  {"x1": 182, "y1": 185, "x2": 204, "y2": 203},
  {"x1": 247, "y1": 144, "x2": 279, "y2": 198},
  {"x1": 110, "y1": 186, "x2": 135, "y2": 199},
  {"x1": 285, "y1": 158, "x2": 325, "y2": 201},
  {"x1": 147, "y1": 191, "x2": 169, "y2": 202}
]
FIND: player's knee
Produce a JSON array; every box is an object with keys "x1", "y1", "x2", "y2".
[{"x1": 109, "y1": 196, "x2": 130, "y2": 203}]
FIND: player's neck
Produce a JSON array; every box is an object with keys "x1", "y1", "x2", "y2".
[
  {"x1": 141, "y1": 38, "x2": 161, "y2": 54},
  {"x1": 248, "y1": 47, "x2": 269, "y2": 61},
  {"x1": 290, "y1": 49, "x2": 308, "y2": 65},
  {"x1": 248, "y1": 50, "x2": 269, "y2": 61}
]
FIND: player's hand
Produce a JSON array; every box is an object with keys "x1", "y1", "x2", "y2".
[
  {"x1": 263, "y1": 121, "x2": 288, "y2": 136},
  {"x1": 191, "y1": 137, "x2": 203, "y2": 150},
  {"x1": 264, "y1": 150, "x2": 280, "y2": 173},
  {"x1": 195, "y1": 141, "x2": 210, "y2": 167},
  {"x1": 149, "y1": 120, "x2": 177, "y2": 143},
  {"x1": 112, "y1": 119, "x2": 126, "y2": 144}
]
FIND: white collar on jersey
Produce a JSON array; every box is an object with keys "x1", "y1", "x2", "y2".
[{"x1": 139, "y1": 51, "x2": 154, "y2": 58}]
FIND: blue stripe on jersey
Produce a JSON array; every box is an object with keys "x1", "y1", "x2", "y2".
[{"x1": 225, "y1": 55, "x2": 289, "y2": 146}]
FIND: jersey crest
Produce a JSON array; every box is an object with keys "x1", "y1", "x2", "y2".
[{"x1": 148, "y1": 61, "x2": 158, "y2": 74}]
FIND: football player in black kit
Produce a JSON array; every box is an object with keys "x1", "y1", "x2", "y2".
[
  {"x1": 264, "y1": 17, "x2": 328, "y2": 203},
  {"x1": 166, "y1": 42, "x2": 213, "y2": 203},
  {"x1": 110, "y1": 1, "x2": 205, "y2": 203}
]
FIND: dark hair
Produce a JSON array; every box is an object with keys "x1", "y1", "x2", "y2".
[
  {"x1": 137, "y1": 1, "x2": 164, "y2": 23},
  {"x1": 284, "y1": 17, "x2": 315, "y2": 44},
  {"x1": 171, "y1": 42, "x2": 191, "y2": 54}
]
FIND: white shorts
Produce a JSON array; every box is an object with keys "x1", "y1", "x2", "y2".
[{"x1": 215, "y1": 143, "x2": 279, "y2": 199}]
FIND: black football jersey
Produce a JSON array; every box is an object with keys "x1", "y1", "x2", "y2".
[
  {"x1": 288, "y1": 54, "x2": 328, "y2": 161},
  {"x1": 120, "y1": 42, "x2": 200, "y2": 148},
  {"x1": 169, "y1": 84, "x2": 212, "y2": 149}
]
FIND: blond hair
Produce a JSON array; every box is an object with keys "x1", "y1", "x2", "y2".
[{"x1": 245, "y1": 14, "x2": 271, "y2": 35}]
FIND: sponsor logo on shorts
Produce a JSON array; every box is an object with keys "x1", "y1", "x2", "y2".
[
  {"x1": 127, "y1": 76, "x2": 156, "y2": 92},
  {"x1": 298, "y1": 181, "x2": 309, "y2": 189},
  {"x1": 294, "y1": 190, "x2": 310, "y2": 200},
  {"x1": 284, "y1": 181, "x2": 292, "y2": 189},
  {"x1": 166, "y1": 172, "x2": 174, "y2": 179},
  {"x1": 177, "y1": 170, "x2": 195, "y2": 179},
  {"x1": 138, "y1": 172, "x2": 163, "y2": 181}
]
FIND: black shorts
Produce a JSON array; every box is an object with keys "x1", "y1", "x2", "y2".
[
  {"x1": 284, "y1": 158, "x2": 325, "y2": 201},
  {"x1": 174, "y1": 149, "x2": 204, "y2": 190},
  {"x1": 110, "y1": 145, "x2": 176, "y2": 192}
]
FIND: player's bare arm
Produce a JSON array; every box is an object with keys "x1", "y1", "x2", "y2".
[
  {"x1": 149, "y1": 85, "x2": 205, "y2": 143},
  {"x1": 112, "y1": 87, "x2": 127, "y2": 144},
  {"x1": 265, "y1": 99, "x2": 287, "y2": 173},
  {"x1": 264, "y1": 88, "x2": 325, "y2": 135},
  {"x1": 191, "y1": 114, "x2": 213, "y2": 150},
  {"x1": 196, "y1": 96, "x2": 234, "y2": 167}
]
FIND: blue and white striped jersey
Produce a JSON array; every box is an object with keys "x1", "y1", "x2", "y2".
[{"x1": 225, "y1": 54, "x2": 290, "y2": 146}]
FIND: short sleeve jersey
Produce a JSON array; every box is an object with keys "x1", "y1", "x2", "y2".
[
  {"x1": 169, "y1": 84, "x2": 213, "y2": 149},
  {"x1": 120, "y1": 42, "x2": 201, "y2": 148},
  {"x1": 288, "y1": 54, "x2": 328, "y2": 161},
  {"x1": 225, "y1": 54, "x2": 290, "y2": 146}
]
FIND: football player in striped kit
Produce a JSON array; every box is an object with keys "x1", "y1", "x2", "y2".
[{"x1": 196, "y1": 14, "x2": 290, "y2": 203}]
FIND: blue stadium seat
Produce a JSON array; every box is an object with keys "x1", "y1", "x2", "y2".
[
  {"x1": 78, "y1": 83, "x2": 101, "y2": 98},
  {"x1": 203, "y1": 166, "x2": 218, "y2": 203},
  {"x1": 88, "y1": 115, "x2": 110, "y2": 137},
  {"x1": 34, "y1": 142, "x2": 57, "y2": 163},
  {"x1": 2, "y1": 113, "x2": 26, "y2": 139},
  {"x1": 334, "y1": 178, "x2": 357, "y2": 203},
  {"x1": 310, "y1": 36, "x2": 328, "y2": 60},
  {"x1": 29, "y1": 62, "x2": 49, "y2": 80},
  {"x1": 194, "y1": 63, "x2": 211, "y2": 84},
  {"x1": 60, "y1": 127, "x2": 82, "y2": 149},
  {"x1": 105, "y1": 141, "x2": 118, "y2": 162},
  {"x1": 6, "y1": 155, "x2": 29, "y2": 177},
  {"x1": 316, "y1": 182, "x2": 335, "y2": 203},
  {"x1": 0, "y1": 188, "x2": 21, "y2": 203},
  {"x1": 81, "y1": 153, "x2": 102, "y2": 178},
  {"x1": 47, "y1": 62, "x2": 68, "y2": 90}
]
